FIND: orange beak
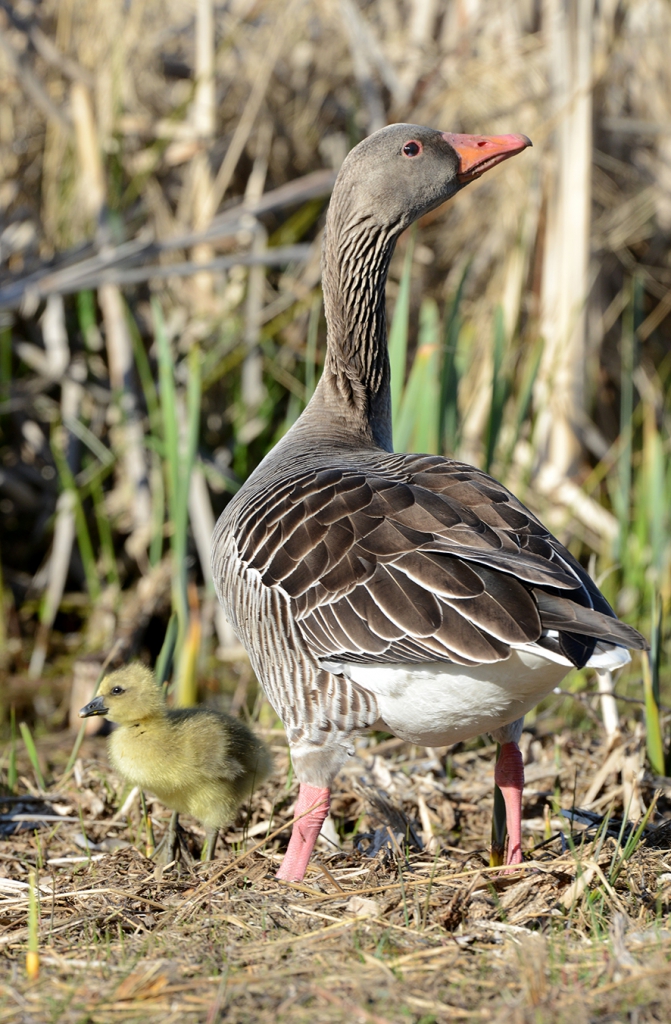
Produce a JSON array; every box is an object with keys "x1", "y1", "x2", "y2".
[{"x1": 441, "y1": 132, "x2": 532, "y2": 183}]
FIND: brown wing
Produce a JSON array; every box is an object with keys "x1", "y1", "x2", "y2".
[{"x1": 237, "y1": 454, "x2": 646, "y2": 668}]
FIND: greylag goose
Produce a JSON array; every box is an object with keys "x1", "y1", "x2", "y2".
[
  {"x1": 211, "y1": 124, "x2": 646, "y2": 880},
  {"x1": 79, "y1": 664, "x2": 272, "y2": 860}
]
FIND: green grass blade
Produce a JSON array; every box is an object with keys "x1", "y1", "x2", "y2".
[
  {"x1": 643, "y1": 655, "x2": 664, "y2": 777},
  {"x1": 483, "y1": 305, "x2": 509, "y2": 474},
  {"x1": 609, "y1": 792, "x2": 658, "y2": 885},
  {"x1": 642, "y1": 600, "x2": 665, "y2": 777},
  {"x1": 76, "y1": 290, "x2": 101, "y2": 352},
  {"x1": 153, "y1": 299, "x2": 188, "y2": 652},
  {"x1": 51, "y1": 427, "x2": 101, "y2": 603},
  {"x1": 268, "y1": 197, "x2": 325, "y2": 247},
  {"x1": 148, "y1": 450, "x2": 165, "y2": 568},
  {"x1": 7, "y1": 708, "x2": 17, "y2": 793},
  {"x1": 90, "y1": 470, "x2": 120, "y2": 588},
  {"x1": 503, "y1": 335, "x2": 544, "y2": 473},
  {"x1": 27, "y1": 868, "x2": 39, "y2": 978},
  {"x1": 643, "y1": 403, "x2": 666, "y2": 598},
  {"x1": 153, "y1": 300, "x2": 180, "y2": 530},
  {"x1": 439, "y1": 264, "x2": 468, "y2": 455},
  {"x1": 171, "y1": 348, "x2": 202, "y2": 707},
  {"x1": 64, "y1": 724, "x2": 87, "y2": 779},
  {"x1": 127, "y1": 301, "x2": 160, "y2": 433},
  {"x1": 156, "y1": 612, "x2": 178, "y2": 688},
  {"x1": 171, "y1": 344, "x2": 201, "y2": 569},
  {"x1": 19, "y1": 722, "x2": 46, "y2": 790},
  {"x1": 395, "y1": 298, "x2": 440, "y2": 453},
  {"x1": 615, "y1": 282, "x2": 635, "y2": 561},
  {"x1": 175, "y1": 588, "x2": 201, "y2": 708},
  {"x1": 184, "y1": 345, "x2": 202, "y2": 504},
  {"x1": 153, "y1": 297, "x2": 197, "y2": 696},
  {"x1": 650, "y1": 593, "x2": 662, "y2": 707},
  {"x1": 389, "y1": 228, "x2": 415, "y2": 430}
]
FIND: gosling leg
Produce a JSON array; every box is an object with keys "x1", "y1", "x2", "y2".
[
  {"x1": 152, "y1": 810, "x2": 180, "y2": 865},
  {"x1": 203, "y1": 827, "x2": 219, "y2": 861}
]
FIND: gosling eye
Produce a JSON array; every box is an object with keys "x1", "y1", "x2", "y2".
[
  {"x1": 402, "y1": 140, "x2": 422, "y2": 158},
  {"x1": 110, "y1": 686, "x2": 125, "y2": 696}
]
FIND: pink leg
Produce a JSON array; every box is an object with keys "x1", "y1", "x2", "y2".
[
  {"x1": 276, "y1": 783, "x2": 330, "y2": 882},
  {"x1": 494, "y1": 741, "x2": 525, "y2": 866}
]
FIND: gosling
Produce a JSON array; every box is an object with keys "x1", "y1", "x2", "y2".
[{"x1": 79, "y1": 664, "x2": 272, "y2": 861}]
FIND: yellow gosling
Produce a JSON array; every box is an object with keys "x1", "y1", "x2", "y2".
[{"x1": 79, "y1": 664, "x2": 271, "y2": 861}]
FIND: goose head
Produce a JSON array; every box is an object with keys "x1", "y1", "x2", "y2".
[
  {"x1": 329, "y1": 123, "x2": 531, "y2": 236},
  {"x1": 313, "y1": 124, "x2": 531, "y2": 448},
  {"x1": 79, "y1": 663, "x2": 164, "y2": 726}
]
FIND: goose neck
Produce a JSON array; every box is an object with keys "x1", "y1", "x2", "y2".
[{"x1": 317, "y1": 210, "x2": 398, "y2": 450}]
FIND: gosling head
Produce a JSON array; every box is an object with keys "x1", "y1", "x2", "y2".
[{"x1": 79, "y1": 664, "x2": 164, "y2": 726}]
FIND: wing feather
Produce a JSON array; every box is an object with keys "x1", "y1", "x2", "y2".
[
  {"x1": 533, "y1": 590, "x2": 647, "y2": 648},
  {"x1": 393, "y1": 550, "x2": 484, "y2": 598},
  {"x1": 364, "y1": 564, "x2": 442, "y2": 635},
  {"x1": 346, "y1": 582, "x2": 408, "y2": 641},
  {"x1": 434, "y1": 601, "x2": 512, "y2": 662},
  {"x1": 328, "y1": 599, "x2": 390, "y2": 654}
]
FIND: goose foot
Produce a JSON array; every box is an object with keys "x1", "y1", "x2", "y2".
[
  {"x1": 276, "y1": 784, "x2": 330, "y2": 882},
  {"x1": 494, "y1": 741, "x2": 525, "y2": 867}
]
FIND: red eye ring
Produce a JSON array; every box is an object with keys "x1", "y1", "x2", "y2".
[{"x1": 402, "y1": 140, "x2": 422, "y2": 157}]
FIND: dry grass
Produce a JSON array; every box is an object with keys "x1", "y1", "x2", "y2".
[{"x1": 2, "y1": 721, "x2": 671, "y2": 1023}]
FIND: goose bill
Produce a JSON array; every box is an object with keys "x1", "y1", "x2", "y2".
[
  {"x1": 442, "y1": 132, "x2": 532, "y2": 183},
  {"x1": 79, "y1": 695, "x2": 109, "y2": 718}
]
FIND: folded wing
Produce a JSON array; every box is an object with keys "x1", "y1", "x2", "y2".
[{"x1": 238, "y1": 454, "x2": 646, "y2": 669}]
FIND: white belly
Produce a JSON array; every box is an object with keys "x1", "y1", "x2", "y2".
[{"x1": 322, "y1": 648, "x2": 570, "y2": 747}]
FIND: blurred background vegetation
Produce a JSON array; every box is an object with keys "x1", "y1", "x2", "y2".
[{"x1": 0, "y1": 0, "x2": 669, "y2": 762}]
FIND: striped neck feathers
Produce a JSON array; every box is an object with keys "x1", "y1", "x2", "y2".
[{"x1": 317, "y1": 204, "x2": 400, "y2": 450}]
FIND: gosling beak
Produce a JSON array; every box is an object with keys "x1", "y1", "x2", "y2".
[
  {"x1": 442, "y1": 132, "x2": 532, "y2": 183},
  {"x1": 79, "y1": 695, "x2": 109, "y2": 718}
]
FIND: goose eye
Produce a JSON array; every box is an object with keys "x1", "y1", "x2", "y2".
[
  {"x1": 402, "y1": 141, "x2": 422, "y2": 157},
  {"x1": 111, "y1": 686, "x2": 125, "y2": 696}
]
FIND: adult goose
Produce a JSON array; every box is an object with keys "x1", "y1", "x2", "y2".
[{"x1": 212, "y1": 124, "x2": 646, "y2": 881}]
